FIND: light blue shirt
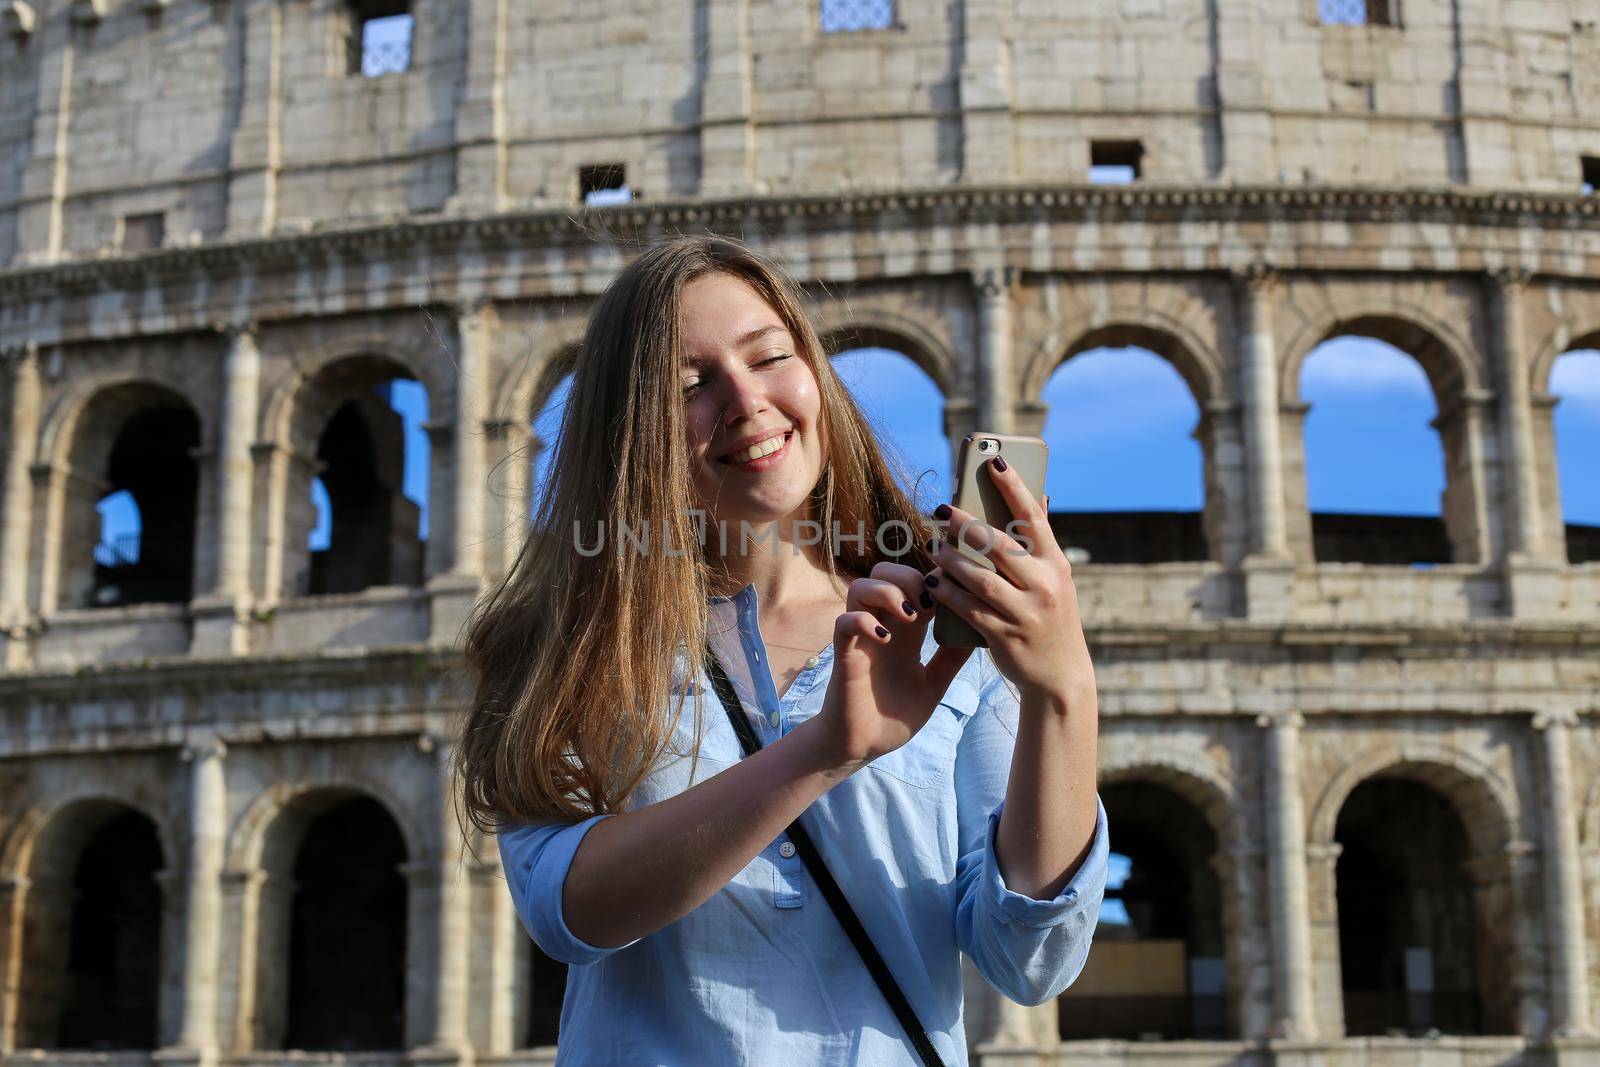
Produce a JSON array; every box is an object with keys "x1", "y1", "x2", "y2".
[{"x1": 496, "y1": 582, "x2": 1110, "y2": 1066}]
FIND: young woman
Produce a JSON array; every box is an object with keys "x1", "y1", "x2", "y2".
[{"x1": 453, "y1": 235, "x2": 1108, "y2": 1065}]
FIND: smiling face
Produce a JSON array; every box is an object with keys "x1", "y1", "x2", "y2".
[{"x1": 679, "y1": 271, "x2": 827, "y2": 533}]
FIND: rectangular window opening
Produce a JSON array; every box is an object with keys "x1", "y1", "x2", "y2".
[
  {"x1": 821, "y1": 0, "x2": 894, "y2": 34},
  {"x1": 1089, "y1": 141, "x2": 1143, "y2": 184},
  {"x1": 350, "y1": 2, "x2": 412, "y2": 78},
  {"x1": 1318, "y1": 0, "x2": 1393, "y2": 25},
  {"x1": 1582, "y1": 156, "x2": 1600, "y2": 196},
  {"x1": 580, "y1": 164, "x2": 632, "y2": 207},
  {"x1": 121, "y1": 212, "x2": 165, "y2": 253}
]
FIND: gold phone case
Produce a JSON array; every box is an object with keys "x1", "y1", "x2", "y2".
[{"x1": 932, "y1": 433, "x2": 1049, "y2": 648}]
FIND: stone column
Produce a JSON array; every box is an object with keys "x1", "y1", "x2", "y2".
[
  {"x1": 192, "y1": 327, "x2": 261, "y2": 656},
  {"x1": 406, "y1": 735, "x2": 471, "y2": 1060},
  {"x1": 214, "y1": 327, "x2": 261, "y2": 599},
  {"x1": 451, "y1": 303, "x2": 492, "y2": 580},
  {"x1": 699, "y1": 0, "x2": 756, "y2": 196},
  {"x1": 225, "y1": 0, "x2": 285, "y2": 237},
  {"x1": 1, "y1": 346, "x2": 41, "y2": 640},
  {"x1": 172, "y1": 738, "x2": 227, "y2": 1054},
  {"x1": 1258, "y1": 713, "x2": 1316, "y2": 1039},
  {"x1": 1305, "y1": 841, "x2": 1345, "y2": 1037},
  {"x1": 16, "y1": 22, "x2": 73, "y2": 262},
  {"x1": 958, "y1": 0, "x2": 1014, "y2": 183},
  {"x1": 1236, "y1": 268, "x2": 1288, "y2": 560},
  {"x1": 476, "y1": 845, "x2": 519, "y2": 1054},
  {"x1": 1436, "y1": 389, "x2": 1497, "y2": 565},
  {"x1": 1490, "y1": 270, "x2": 1543, "y2": 558},
  {"x1": 450, "y1": 0, "x2": 511, "y2": 212},
  {"x1": 975, "y1": 267, "x2": 1017, "y2": 435},
  {"x1": 1534, "y1": 712, "x2": 1595, "y2": 1037}
]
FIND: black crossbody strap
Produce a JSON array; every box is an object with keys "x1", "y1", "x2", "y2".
[{"x1": 703, "y1": 653, "x2": 947, "y2": 1067}]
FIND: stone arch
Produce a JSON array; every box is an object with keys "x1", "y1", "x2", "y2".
[
  {"x1": 0, "y1": 790, "x2": 174, "y2": 885},
  {"x1": 263, "y1": 340, "x2": 436, "y2": 598},
  {"x1": 37, "y1": 370, "x2": 210, "y2": 474},
  {"x1": 225, "y1": 775, "x2": 424, "y2": 873},
  {"x1": 1308, "y1": 744, "x2": 1517, "y2": 859},
  {"x1": 32, "y1": 375, "x2": 207, "y2": 612},
  {"x1": 1318, "y1": 747, "x2": 1521, "y2": 1037},
  {"x1": 1281, "y1": 305, "x2": 1492, "y2": 565},
  {"x1": 1281, "y1": 306, "x2": 1484, "y2": 408},
  {"x1": 1098, "y1": 745, "x2": 1242, "y2": 846},
  {"x1": 1087, "y1": 747, "x2": 1245, "y2": 1040},
  {"x1": 492, "y1": 320, "x2": 588, "y2": 427},
  {"x1": 225, "y1": 780, "x2": 416, "y2": 1052},
  {"x1": 1530, "y1": 323, "x2": 1600, "y2": 397},
  {"x1": 812, "y1": 306, "x2": 961, "y2": 397},
  {"x1": 1019, "y1": 310, "x2": 1226, "y2": 410},
  {"x1": 3, "y1": 794, "x2": 172, "y2": 1052},
  {"x1": 260, "y1": 331, "x2": 450, "y2": 450},
  {"x1": 1022, "y1": 311, "x2": 1236, "y2": 563}
]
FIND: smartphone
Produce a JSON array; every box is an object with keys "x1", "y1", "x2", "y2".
[{"x1": 932, "y1": 433, "x2": 1049, "y2": 648}]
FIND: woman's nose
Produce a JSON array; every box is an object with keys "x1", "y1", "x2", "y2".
[{"x1": 717, "y1": 366, "x2": 768, "y2": 423}]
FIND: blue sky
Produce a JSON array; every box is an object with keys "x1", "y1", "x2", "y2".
[{"x1": 96, "y1": 340, "x2": 1600, "y2": 555}]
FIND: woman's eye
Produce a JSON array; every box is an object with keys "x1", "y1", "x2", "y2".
[{"x1": 760, "y1": 353, "x2": 791, "y2": 366}]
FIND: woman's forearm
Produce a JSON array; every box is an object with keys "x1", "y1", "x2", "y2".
[
  {"x1": 562, "y1": 714, "x2": 857, "y2": 949},
  {"x1": 995, "y1": 677, "x2": 1100, "y2": 900}
]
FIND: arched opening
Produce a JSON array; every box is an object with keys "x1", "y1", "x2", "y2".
[
  {"x1": 1059, "y1": 783, "x2": 1229, "y2": 1040},
  {"x1": 1334, "y1": 778, "x2": 1501, "y2": 1035},
  {"x1": 1040, "y1": 346, "x2": 1209, "y2": 563},
  {"x1": 285, "y1": 796, "x2": 407, "y2": 1049},
  {"x1": 15, "y1": 802, "x2": 164, "y2": 1050},
  {"x1": 524, "y1": 938, "x2": 567, "y2": 1048},
  {"x1": 829, "y1": 346, "x2": 950, "y2": 514},
  {"x1": 251, "y1": 790, "x2": 409, "y2": 1050},
  {"x1": 1549, "y1": 346, "x2": 1600, "y2": 563},
  {"x1": 60, "y1": 384, "x2": 201, "y2": 610},
  {"x1": 290, "y1": 358, "x2": 428, "y2": 597},
  {"x1": 1298, "y1": 334, "x2": 1452, "y2": 564},
  {"x1": 527, "y1": 370, "x2": 575, "y2": 530}
]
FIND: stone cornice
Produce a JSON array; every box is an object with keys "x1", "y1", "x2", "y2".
[
  {"x1": 0, "y1": 618, "x2": 1594, "y2": 694},
  {"x1": 2, "y1": 183, "x2": 1597, "y2": 299}
]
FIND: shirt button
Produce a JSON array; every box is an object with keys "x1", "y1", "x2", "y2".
[
  {"x1": 779, "y1": 841, "x2": 797, "y2": 859},
  {"x1": 768, "y1": 712, "x2": 780, "y2": 727},
  {"x1": 804, "y1": 655, "x2": 819, "y2": 669}
]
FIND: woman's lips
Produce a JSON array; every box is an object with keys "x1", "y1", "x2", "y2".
[{"x1": 719, "y1": 431, "x2": 793, "y2": 472}]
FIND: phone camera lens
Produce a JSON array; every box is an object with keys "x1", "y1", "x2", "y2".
[{"x1": 977, "y1": 438, "x2": 998, "y2": 454}]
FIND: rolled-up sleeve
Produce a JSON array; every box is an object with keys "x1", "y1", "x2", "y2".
[
  {"x1": 952, "y1": 654, "x2": 1110, "y2": 1006},
  {"x1": 496, "y1": 814, "x2": 642, "y2": 966}
]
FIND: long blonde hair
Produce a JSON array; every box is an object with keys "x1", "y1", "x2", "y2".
[{"x1": 453, "y1": 235, "x2": 938, "y2": 830}]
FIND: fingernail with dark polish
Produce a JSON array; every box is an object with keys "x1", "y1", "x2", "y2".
[
  {"x1": 924, "y1": 573, "x2": 940, "y2": 588},
  {"x1": 992, "y1": 455, "x2": 1008, "y2": 472},
  {"x1": 933, "y1": 503, "x2": 951, "y2": 520},
  {"x1": 902, "y1": 600, "x2": 915, "y2": 616},
  {"x1": 919, "y1": 591, "x2": 934, "y2": 608},
  {"x1": 875, "y1": 625, "x2": 889, "y2": 638}
]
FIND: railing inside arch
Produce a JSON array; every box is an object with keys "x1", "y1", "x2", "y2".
[{"x1": 94, "y1": 531, "x2": 139, "y2": 569}]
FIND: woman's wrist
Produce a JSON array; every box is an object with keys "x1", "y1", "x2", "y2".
[{"x1": 789, "y1": 714, "x2": 870, "y2": 783}]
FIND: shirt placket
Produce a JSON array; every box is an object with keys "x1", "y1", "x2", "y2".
[{"x1": 737, "y1": 588, "x2": 808, "y2": 909}]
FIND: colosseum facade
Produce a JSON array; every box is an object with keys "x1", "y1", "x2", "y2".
[{"x1": 1, "y1": 0, "x2": 1599, "y2": 1064}]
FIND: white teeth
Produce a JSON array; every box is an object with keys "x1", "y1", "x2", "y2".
[{"x1": 731, "y1": 434, "x2": 787, "y2": 464}]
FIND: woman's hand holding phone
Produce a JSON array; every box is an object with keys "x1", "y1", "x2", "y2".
[
  {"x1": 924, "y1": 457, "x2": 1094, "y2": 706},
  {"x1": 812, "y1": 562, "x2": 974, "y2": 776}
]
